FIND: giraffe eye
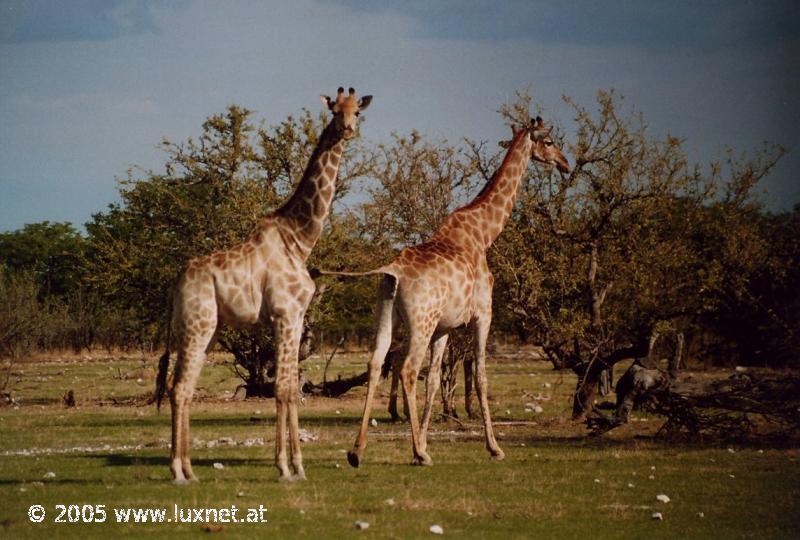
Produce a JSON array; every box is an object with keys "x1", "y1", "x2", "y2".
[
  {"x1": 544, "y1": 140, "x2": 553, "y2": 146},
  {"x1": 355, "y1": 111, "x2": 360, "y2": 117}
]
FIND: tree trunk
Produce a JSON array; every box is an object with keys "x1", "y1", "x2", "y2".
[
  {"x1": 572, "y1": 336, "x2": 654, "y2": 420},
  {"x1": 464, "y1": 355, "x2": 476, "y2": 419}
]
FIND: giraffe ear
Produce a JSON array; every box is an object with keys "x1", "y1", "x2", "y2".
[
  {"x1": 320, "y1": 95, "x2": 334, "y2": 110},
  {"x1": 532, "y1": 117, "x2": 550, "y2": 140},
  {"x1": 358, "y1": 95, "x2": 373, "y2": 111}
]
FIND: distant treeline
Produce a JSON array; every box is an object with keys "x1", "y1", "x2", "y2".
[{"x1": 1, "y1": 92, "x2": 798, "y2": 370}]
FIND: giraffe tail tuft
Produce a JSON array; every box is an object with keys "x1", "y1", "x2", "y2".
[{"x1": 153, "y1": 349, "x2": 170, "y2": 411}]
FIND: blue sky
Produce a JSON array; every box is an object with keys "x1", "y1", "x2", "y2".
[{"x1": 1, "y1": 0, "x2": 798, "y2": 232}]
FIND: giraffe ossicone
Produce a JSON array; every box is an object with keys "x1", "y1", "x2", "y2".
[{"x1": 153, "y1": 87, "x2": 372, "y2": 484}]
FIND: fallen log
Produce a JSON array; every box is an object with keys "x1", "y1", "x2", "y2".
[{"x1": 588, "y1": 363, "x2": 800, "y2": 441}]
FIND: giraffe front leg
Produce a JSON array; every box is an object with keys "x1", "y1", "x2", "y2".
[
  {"x1": 420, "y1": 333, "x2": 449, "y2": 454},
  {"x1": 472, "y1": 315, "x2": 504, "y2": 460},
  {"x1": 273, "y1": 363, "x2": 292, "y2": 481},
  {"x1": 287, "y1": 349, "x2": 306, "y2": 481},
  {"x1": 273, "y1": 315, "x2": 306, "y2": 481}
]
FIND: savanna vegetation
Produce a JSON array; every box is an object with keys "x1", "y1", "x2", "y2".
[
  {"x1": 1, "y1": 91, "x2": 799, "y2": 537},
  {"x1": 2, "y1": 91, "x2": 796, "y2": 395}
]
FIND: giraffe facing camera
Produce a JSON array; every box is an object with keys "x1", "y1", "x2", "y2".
[{"x1": 153, "y1": 87, "x2": 372, "y2": 484}]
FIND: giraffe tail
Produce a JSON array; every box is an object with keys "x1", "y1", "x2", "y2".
[
  {"x1": 151, "y1": 290, "x2": 176, "y2": 411},
  {"x1": 153, "y1": 349, "x2": 171, "y2": 411},
  {"x1": 309, "y1": 264, "x2": 399, "y2": 280}
]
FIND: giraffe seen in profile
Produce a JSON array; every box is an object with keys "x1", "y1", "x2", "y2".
[
  {"x1": 154, "y1": 87, "x2": 372, "y2": 483},
  {"x1": 321, "y1": 116, "x2": 569, "y2": 467}
]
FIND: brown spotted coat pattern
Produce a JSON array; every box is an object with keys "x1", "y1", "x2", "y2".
[
  {"x1": 162, "y1": 88, "x2": 372, "y2": 483},
  {"x1": 342, "y1": 116, "x2": 570, "y2": 467}
]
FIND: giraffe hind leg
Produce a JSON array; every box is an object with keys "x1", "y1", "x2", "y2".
[
  {"x1": 401, "y1": 328, "x2": 437, "y2": 467},
  {"x1": 348, "y1": 275, "x2": 396, "y2": 468},
  {"x1": 169, "y1": 322, "x2": 216, "y2": 484},
  {"x1": 420, "y1": 332, "x2": 449, "y2": 454}
]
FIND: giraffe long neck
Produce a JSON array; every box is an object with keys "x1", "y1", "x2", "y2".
[
  {"x1": 438, "y1": 129, "x2": 532, "y2": 250},
  {"x1": 276, "y1": 121, "x2": 345, "y2": 260}
]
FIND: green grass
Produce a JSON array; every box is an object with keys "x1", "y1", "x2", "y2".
[{"x1": 1, "y1": 353, "x2": 799, "y2": 538}]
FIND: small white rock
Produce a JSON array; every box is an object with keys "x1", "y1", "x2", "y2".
[
  {"x1": 354, "y1": 520, "x2": 370, "y2": 530},
  {"x1": 505, "y1": 409, "x2": 511, "y2": 415},
  {"x1": 429, "y1": 524, "x2": 444, "y2": 535},
  {"x1": 543, "y1": 382, "x2": 551, "y2": 388},
  {"x1": 727, "y1": 447, "x2": 735, "y2": 453},
  {"x1": 213, "y1": 462, "x2": 224, "y2": 470},
  {"x1": 237, "y1": 491, "x2": 245, "y2": 497},
  {"x1": 648, "y1": 475, "x2": 655, "y2": 480},
  {"x1": 335, "y1": 410, "x2": 341, "y2": 415},
  {"x1": 697, "y1": 512, "x2": 705, "y2": 518},
  {"x1": 370, "y1": 418, "x2": 378, "y2": 427},
  {"x1": 43, "y1": 472, "x2": 56, "y2": 479},
  {"x1": 758, "y1": 449, "x2": 764, "y2": 454},
  {"x1": 652, "y1": 512, "x2": 664, "y2": 520},
  {"x1": 594, "y1": 478, "x2": 601, "y2": 483},
  {"x1": 335, "y1": 463, "x2": 341, "y2": 469},
  {"x1": 656, "y1": 494, "x2": 671, "y2": 503},
  {"x1": 299, "y1": 509, "x2": 305, "y2": 515},
  {"x1": 650, "y1": 465, "x2": 656, "y2": 470},
  {"x1": 299, "y1": 429, "x2": 318, "y2": 442},
  {"x1": 729, "y1": 474, "x2": 735, "y2": 479},
  {"x1": 628, "y1": 482, "x2": 635, "y2": 488},
  {"x1": 384, "y1": 498, "x2": 395, "y2": 506}
]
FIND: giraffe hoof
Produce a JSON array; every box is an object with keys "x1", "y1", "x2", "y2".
[
  {"x1": 490, "y1": 450, "x2": 506, "y2": 461},
  {"x1": 278, "y1": 473, "x2": 306, "y2": 483},
  {"x1": 172, "y1": 478, "x2": 191, "y2": 486},
  {"x1": 412, "y1": 453, "x2": 433, "y2": 467},
  {"x1": 346, "y1": 450, "x2": 361, "y2": 468}
]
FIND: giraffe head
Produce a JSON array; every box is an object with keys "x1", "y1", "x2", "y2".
[
  {"x1": 529, "y1": 116, "x2": 570, "y2": 173},
  {"x1": 320, "y1": 87, "x2": 373, "y2": 140}
]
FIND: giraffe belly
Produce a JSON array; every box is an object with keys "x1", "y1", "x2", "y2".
[
  {"x1": 215, "y1": 284, "x2": 262, "y2": 327},
  {"x1": 437, "y1": 298, "x2": 473, "y2": 330}
]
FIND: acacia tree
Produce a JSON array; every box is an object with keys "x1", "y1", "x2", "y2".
[{"x1": 491, "y1": 90, "x2": 784, "y2": 419}]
